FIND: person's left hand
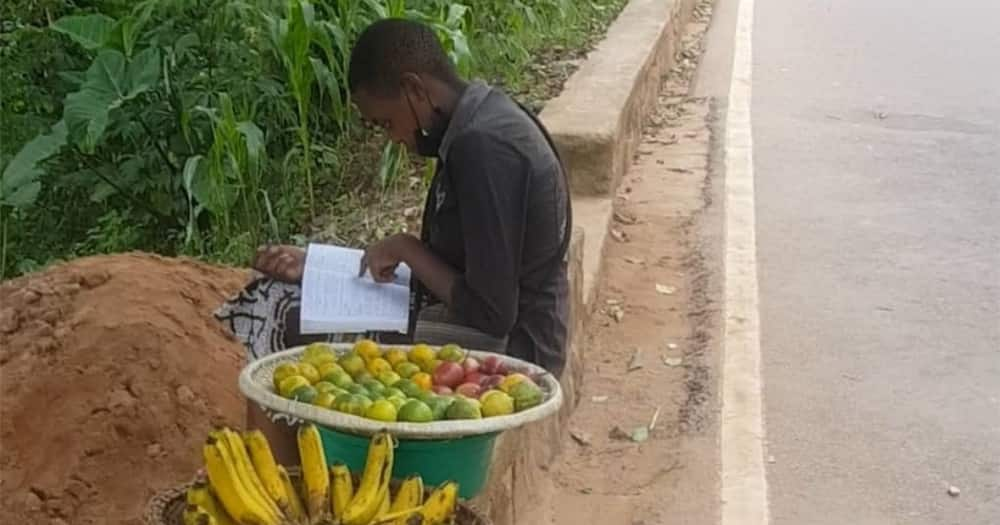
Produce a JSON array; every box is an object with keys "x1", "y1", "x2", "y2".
[{"x1": 359, "y1": 234, "x2": 416, "y2": 283}]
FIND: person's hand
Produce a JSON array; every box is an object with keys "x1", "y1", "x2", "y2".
[
  {"x1": 252, "y1": 245, "x2": 305, "y2": 283},
  {"x1": 359, "y1": 234, "x2": 415, "y2": 283}
]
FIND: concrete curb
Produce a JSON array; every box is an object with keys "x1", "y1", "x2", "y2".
[
  {"x1": 542, "y1": 0, "x2": 694, "y2": 197},
  {"x1": 473, "y1": 1, "x2": 698, "y2": 523}
]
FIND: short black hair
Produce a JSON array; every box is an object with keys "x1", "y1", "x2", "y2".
[{"x1": 348, "y1": 18, "x2": 460, "y2": 97}]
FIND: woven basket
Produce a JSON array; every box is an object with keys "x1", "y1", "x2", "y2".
[
  {"x1": 144, "y1": 470, "x2": 491, "y2": 525},
  {"x1": 239, "y1": 344, "x2": 562, "y2": 440}
]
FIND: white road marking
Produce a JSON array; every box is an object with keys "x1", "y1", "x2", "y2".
[{"x1": 721, "y1": 0, "x2": 770, "y2": 523}]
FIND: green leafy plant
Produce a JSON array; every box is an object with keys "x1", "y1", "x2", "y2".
[{"x1": 2, "y1": 0, "x2": 628, "y2": 279}]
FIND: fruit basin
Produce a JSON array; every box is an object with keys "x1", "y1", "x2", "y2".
[
  {"x1": 317, "y1": 426, "x2": 498, "y2": 499},
  {"x1": 238, "y1": 344, "x2": 563, "y2": 440}
]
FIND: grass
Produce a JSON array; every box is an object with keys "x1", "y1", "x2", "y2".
[{"x1": 0, "y1": 0, "x2": 630, "y2": 278}]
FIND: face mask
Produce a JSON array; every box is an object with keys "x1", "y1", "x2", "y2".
[{"x1": 406, "y1": 92, "x2": 450, "y2": 158}]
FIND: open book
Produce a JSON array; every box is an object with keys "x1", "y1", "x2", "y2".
[{"x1": 299, "y1": 243, "x2": 411, "y2": 334}]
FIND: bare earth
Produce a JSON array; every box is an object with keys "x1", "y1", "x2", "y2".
[{"x1": 537, "y1": 5, "x2": 725, "y2": 524}]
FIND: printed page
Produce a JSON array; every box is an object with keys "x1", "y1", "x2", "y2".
[{"x1": 299, "y1": 243, "x2": 411, "y2": 334}]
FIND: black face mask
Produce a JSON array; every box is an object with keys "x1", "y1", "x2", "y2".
[{"x1": 406, "y1": 92, "x2": 450, "y2": 158}]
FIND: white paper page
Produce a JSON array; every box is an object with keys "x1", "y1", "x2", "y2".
[{"x1": 299, "y1": 243, "x2": 411, "y2": 334}]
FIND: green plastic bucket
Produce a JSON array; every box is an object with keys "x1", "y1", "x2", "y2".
[{"x1": 317, "y1": 425, "x2": 498, "y2": 499}]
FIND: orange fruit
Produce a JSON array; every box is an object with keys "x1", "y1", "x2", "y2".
[
  {"x1": 421, "y1": 359, "x2": 443, "y2": 374},
  {"x1": 317, "y1": 362, "x2": 344, "y2": 378},
  {"x1": 411, "y1": 372, "x2": 433, "y2": 392},
  {"x1": 436, "y1": 344, "x2": 465, "y2": 362},
  {"x1": 394, "y1": 361, "x2": 421, "y2": 379},
  {"x1": 367, "y1": 357, "x2": 393, "y2": 377},
  {"x1": 272, "y1": 363, "x2": 301, "y2": 390},
  {"x1": 408, "y1": 344, "x2": 435, "y2": 365},
  {"x1": 365, "y1": 399, "x2": 398, "y2": 422},
  {"x1": 384, "y1": 348, "x2": 408, "y2": 367},
  {"x1": 480, "y1": 391, "x2": 515, "y2": 417},
  {"x1": 397, "y1": 400, "x2": 434, "y2": 423},
  {"x1": 302, "y1": 343, "x2": 336, "y2": 363},
  {"x1": 353, "y1": 339, "x2": 382, "y2": 361},
  {"x1": 339, "y1": 354, "x2": 366, "y2": 378},
  {"x1": 313, "y1": 391, "x2": 337, "y2": 409},
  {"x1": 278, "y1": 375, "x2": 310, "y2": 398},
  {"x1": 298, "y1": 362, "x2": 321, "y2": 384},
  {"x1": 498, "y1": 373, "x2": 532, "y2": 393}
]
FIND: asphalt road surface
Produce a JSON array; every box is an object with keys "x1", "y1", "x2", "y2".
[{"x1": 698, "y1": 0, "x2": 1000, "y2": 523}]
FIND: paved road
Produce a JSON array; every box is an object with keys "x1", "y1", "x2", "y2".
[{"x1": 700, "y1": 0, "x2": 1000, "y2": 523}]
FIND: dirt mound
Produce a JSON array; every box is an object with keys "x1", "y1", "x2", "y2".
[{"x1": 0, "y1": 253, "x2": 251, "y2": 525}]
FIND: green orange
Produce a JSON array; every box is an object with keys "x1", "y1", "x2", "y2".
[
  {"x1": 397, "y1": 399, "x2": 434, "y2": 423},
  {"x1": 365, "y1": 399, "x2": 398, "y2": 422}
]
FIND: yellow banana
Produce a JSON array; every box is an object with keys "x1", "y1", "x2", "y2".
[
  {"x1": 367, "y1": 506, "x2": 421, "y2": 525},
  {"x1": 296, "y1": 424, "x2": 330, "y2": 523},
  {"x1": 340, "y1": 432, "x2": 394, "y2": 525},
  {"x1": 186, "y1": 482, "x2": 236, "y2": 525},
  {"x1": 213, "y1": 437, "x2": 284, "y2": 525},
  {"x1": 417, "y1": 481, "x2": 459, "y2": 525},
  {"x1": 183, "y1": 504, "x2": 206, "y2": 525},
  {"x1": 277, "y1": 465, "x2": 307, "y2": 525},
  {"x1": 203, "y1": 440, "x2": 280, "y2": 525},
  {"x1": 243, "y1": 430, "x2": 291, "y2": 515},
  {"x1": 376, "y1": 486, "x2": 391, "y2": 519},
  {"x1": 329, "y1": 462, "x2": 354, "y2": 520},
  {"x1": 391, "y1": 476, "x2": 424, "y2": 511},
  {"x1": 219, "y1": 429, "x2": 286, "y2": 522}
]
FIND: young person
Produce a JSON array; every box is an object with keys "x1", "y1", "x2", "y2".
[
  {"x1": 253, "y1": 18, "x2": 571, "y2": 374},
  {"x1": 228, "y1": 18, "x2": 571, "y2": 461}
]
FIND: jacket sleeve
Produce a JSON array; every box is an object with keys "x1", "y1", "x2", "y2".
[{"x1": 446, "y1": 129, "x2": 529, "y2": 338}]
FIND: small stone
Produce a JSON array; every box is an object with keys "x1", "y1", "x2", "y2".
[
  {"x1": 947, "y1": 486, "x2": 960, "y2": 497},
  {"x1": 570, "y1": 430, "x2": 592, "y2": 447},
  {"x1": 49, "y1": 518, "x2": 69, "y2": 525},
  {"x1": 176, "y1": 385, "x2": 196, "y2": 404},
  {"x1": 0, "y1": 309, "x2": 19, "y2": 334},
  {"x1": 655, "y1": 284, "x2": 676, "y2": 295},
  {"x1": 80, "y1": 271, "x2": 110, "y2": 289},
  {"x1": 107, "y1": 388, "x2": 137, "y2": 409},
  {"x1": 767, "y1": 455, "x2": 776, "y2": 464},
  {"x1": 614, "y1": 211, "x2": 638, "y2": 225},
  {"x1": 23, "y1": 490, "x2": 43, "y2": 511},
  {"x1": 662, "y1": 357, "x2": 683, "y2": 367},
  {"x1": 627, "y1": 348, "x2": 643, "y2": 371},
  {"x1": 608, "y1": 305, "x2": 625, "y2": 323},
  {"x1": 609, "y1": 426, "x2": 631, "y2": 441},
  {"x1": 23, "y1": 290, "x2": 41, "y2": 304},
  {"x1": 147, "y1": 443, "x2": 162, "y2": 457}
]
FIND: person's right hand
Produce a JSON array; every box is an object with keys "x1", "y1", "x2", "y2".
[{"x1": 252, "y1": 245, "x2": 305, "y2": 283}]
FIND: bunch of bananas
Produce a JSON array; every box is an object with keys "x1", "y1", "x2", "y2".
[{"x1": 183, "y1": 426, "x2": 458, "y2": 525}]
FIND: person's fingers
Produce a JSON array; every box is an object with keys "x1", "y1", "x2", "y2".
[
  {"x1": 251, "y1": 245, "x2": 271, "y2": 269},
  {"x1": 261, "y1": 250, "x2": 285, "y2": 275},
  {"x1": 273, "y1": 253, "x2": 291, "y2": 280},
  {"x1": 253, "y1": 245, "x2": 301, "y2": 281},
  {"x1": 372, "y1": 268, "x2": 392, "y2": 283},
  {"x1": 252, "y1": 250, "x2": 274, "y2": 274}
]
